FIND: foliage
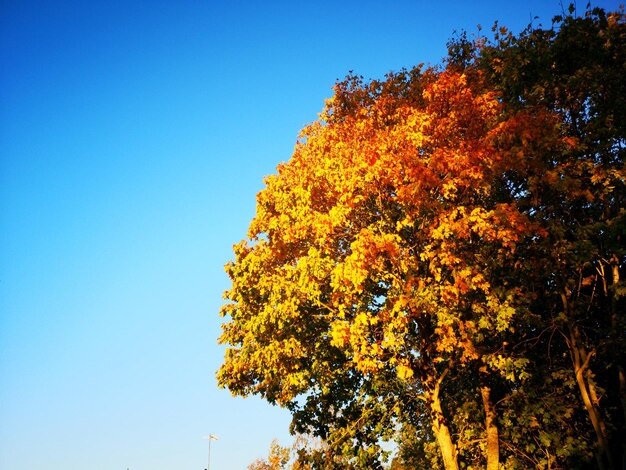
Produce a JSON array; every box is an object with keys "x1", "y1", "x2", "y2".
[
  {"x1": 249, "y1": 439, "x2": 292, "y2": 470},
  {"x1": 220, "y1": 5, "x2": 625, "y2": 470},
  {"x1": 249, "y1": 435, "x2": 346, "y2": 470},
  {"x1": 468, "y1": 6, "x2": 626, "y2": 469}
]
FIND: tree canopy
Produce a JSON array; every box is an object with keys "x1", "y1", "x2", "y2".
[{"x1": 218, "y1": 6, "x2": 625, "y2": 469}]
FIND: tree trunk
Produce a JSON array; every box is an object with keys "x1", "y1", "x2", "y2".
[
  {"x1": 562, "y1": 292, "x2": 614, "y2": 470},
  {"x1": 427, "y1": 368, "x2": 459, "y2": 470},
  {"x1": 609, "y1": 257, "x2": 625, "y2": 424},
  {"x1": 609, "y1": 256, "x2": 625, "y2": 470},
  {"x1": 430, "y1": 396, "x2": 459, "y2": 470},
  {"x1": 480, "y1": 385, "x2": 499, "y2": 470},
  {"x1": 571, "y1": 338, "x2": 611, "y2": 470},
  {"x1": 617, "y1": 366, "x2": 626, "y2": 436}
]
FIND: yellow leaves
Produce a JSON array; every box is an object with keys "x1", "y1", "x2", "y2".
[
  {"x1": 484, "y1": 354, "x2": 530, "y2": 382},
  {"x1": 331, "y1": 229, "x2": 401, "y2": 295},
  {"x1": 474, "y1": 294, "x2": 519, "y2": 334},
  {"x1": 355, "y1": 311, "x2": 377, "y2": 327},
  {"x1": 218, "y1": 65, "x2": 554, "y2": 409},
  {"x1": 393, "y1": 106, "x2": 431, "y2": 148},
  {"x1": 397, "y1": 363, "x2": 414, "y2": 380},
  {"x1": 330, "y1": 301, "x2": 416, "y2": 378},
  {"x1": 348, "y1": 312, "x2": 384, "y2": 374},
  {"x1": 441, "y1": 180, "x2": 458, "y2": 200},
  {"x1": 330, "y1": 320, "x2": 351, "y2": 348},
  {"x1": 434, "y1": 322, "x2": 457, "y2": 354},
  {"x1": 495, "y1": 303, "x2": 516, "y2": 333}
]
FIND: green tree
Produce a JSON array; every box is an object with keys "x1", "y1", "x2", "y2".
[{"x1": 448, "y1": 6, "x2": 626, "y2": 468}]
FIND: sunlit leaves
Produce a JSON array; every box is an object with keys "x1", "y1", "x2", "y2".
[
  {"x1": 218, "y1": 65, "x2": 564, "y2": 466},
  {"x1": 221, "y1": 6, "x2": 625, "y2": 469}
]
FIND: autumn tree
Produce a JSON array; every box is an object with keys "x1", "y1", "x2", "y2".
[
  {"x1": 447, "y1": 6, "x2": 626, "y2": 468},
  {"x1": 219, "y1": 6, "x2": 625, "y2": 469},
  {"x1": 249, "y1": 435, "x2": 342, "y2": 470},
  {"x1": 218, "y1": 69, "x2": 572, "y2": 468},
  {"x1": 248, "y1": 439, "x2": 292, "y2": 470}
]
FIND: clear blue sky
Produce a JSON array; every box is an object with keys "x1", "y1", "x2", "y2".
[{"x1": 0, "y1": 1, "x2": 620, "y2": 469}]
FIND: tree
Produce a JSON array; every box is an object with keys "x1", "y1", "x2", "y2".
[
  {"x1": 248, "y1": 439, "x2": 292, "y2": 470},
  {"x1": 249, "y1": 435, "x2": 344, "y2": 470},
  {"x1": 218, "y1": 68, "x2": 573, "y2": 468},
  {"x1": 218, "y1": 6, "x2": 625, "y2": 469},
  {"x1": 448, "y1": 6, "x2": 626, "y2": 468}
]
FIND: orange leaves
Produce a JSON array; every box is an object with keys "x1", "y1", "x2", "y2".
[
  {"x1": 215, "y1": 12, "x2": 626, "y2": 466},
  {"x1": 396, "y1": 363, "x2": 415, "y2": 380},
  {"x1": 422, "y1": 72, "x2": 500, "y2": 149},
  {"x1": 430, "y1": 204, "x2": 534, "y2": 250},
  {"x1": 218, "y1": 64, "x2": 567, "y2": 410}
]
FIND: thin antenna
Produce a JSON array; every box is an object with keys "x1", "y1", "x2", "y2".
[{"x1": 203, "y1": 435, "x2": 219, "y2": 470}]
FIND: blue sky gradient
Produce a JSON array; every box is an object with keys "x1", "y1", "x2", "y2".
[{"x1": 1, "y1": 1, "x2": 620, "y2": 468}]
